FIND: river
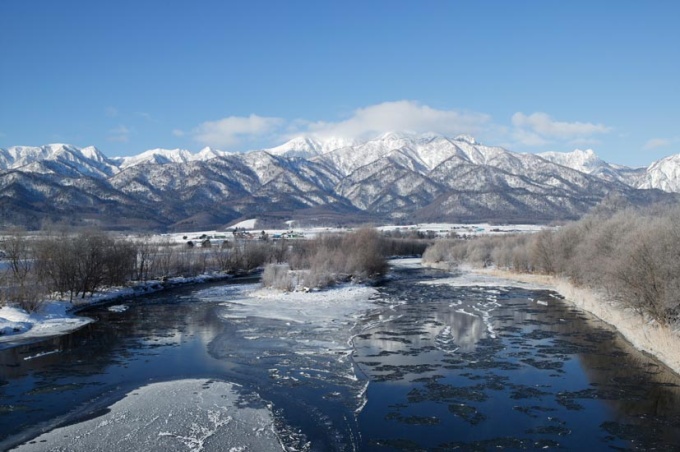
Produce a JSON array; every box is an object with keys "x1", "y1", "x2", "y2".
[{"x1": 1, "y1": 260, "x2": 679, "y2": 450}]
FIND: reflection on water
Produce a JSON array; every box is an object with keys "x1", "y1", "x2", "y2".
[
  {"x1": 355, "y1": 266, "x2": 680, "y2": 450},
  {"x1": 1, "y1": 265, "x2": 680, "y2": 451},
  {"x1": 0, "y1": 286, "x2": 234, "y2": 449}
]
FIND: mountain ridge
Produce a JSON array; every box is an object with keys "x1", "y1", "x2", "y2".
[{"x1": 1, "y1": 134, "x2": 678, "y2": 231}]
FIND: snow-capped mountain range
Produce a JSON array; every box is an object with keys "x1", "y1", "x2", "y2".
[{"x1": 0, "y1": 133, "x2": 677, "y2": 230}]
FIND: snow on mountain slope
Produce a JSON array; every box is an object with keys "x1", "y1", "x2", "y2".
[
  {"x1": 0, "y1": 144, "x2": 119, "y2": 178},
  {"x1": 265, "y1": 135, "x2": 356, "y2": 159},
  {"x1": 195, "y1": 146, "x2": 230, "y2": 161},
  {"x1": 538, "y1": 149, "x2": 603, "y2": 174},
  {"x1": 537, "y1": 148, "x2": 644, "y2": 185},
  {"x1": 3, "y1": 133, "x2": 680, "y2": 230},
  {"x1": 265, "y1": 136, "x2": 324, "y2": 159},
  {"x1": 335, "y1": 150, "x2": 443, "y2": 213},
  {"x1": 116, "y1": 147, "x2": 229, "y2": 169},
  {"x1": 314, "y1": 132, "x2": 431, "y2": 176},
  {"x1": 637, "y1": 154, "x2": 680, "y2": 193}
]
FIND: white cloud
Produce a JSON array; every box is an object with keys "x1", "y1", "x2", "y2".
[
  {"x1": 299, "y1": 101, "x2": 491, "y2": 140},
  {"x1": 108, "y1": 125, "x2": 130, "y2": 143},
  {"x1": 643, "y1": 138, "x2": 671, "y2": 150},
  {"x1": 568, "y1": 137, "x2": 602, "y2": 147},
  {"x1": 511, "y1": 112, "x2": 611, "y2": 146},
  {"x1": 172, "y1": 129, "x2": 185, "y2": 137},
  {"x1": 193, "y1": 114, "x2": 284, "y2": 148},
  {"x1": 136, "y1": 112, "x2": 156, "y2": 123},
  {"x1": 511, "y1": 128, "x2": 549, "y2": 147},
  {"x1": 186, "y1": 104, "x2": 614, "y2": 152}
]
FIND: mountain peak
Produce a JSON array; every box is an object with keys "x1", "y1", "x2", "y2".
[
  {"x1": 453, "y1": 135, "x2": 479, "y2": 145},
  {"x1": 196, "y1": 146, "x2": 229, "y2": 160},
  {"x1": 638, "y1": 153, "x2": 680, "y2": 192},
  {"x1": 538, "y1": 148, "x2": 604, "y2": 173},
  {"x1": 265, "y1": 135, "x2": 356, "y2": 158},
  {"x1": 376, "y1": 131, "x2": 411, "y2": 141},
  {"x1": 266, "y1": 136, "x2": 323, "y2": 158}
]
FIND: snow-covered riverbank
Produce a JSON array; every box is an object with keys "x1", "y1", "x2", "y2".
[
  {"x1": 426, "y1": 262, "x2": 680, "y2": 376},
  {"x1": 0, "y1": 273, "x2": 237, "y2": 346}
]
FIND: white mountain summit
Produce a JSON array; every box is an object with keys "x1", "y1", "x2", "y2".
[
  {"x1": 538, "y1": 148, "x2": 645, "y2": 185},
  {"x1": 638, "y1": 154, "x2": 680, "y2": 193},
  {"x1": 265, "y1": 136, "x2": 356, "y2": 159},
  {"x1": 538, "y1": 149, "x2": 603, "y2": 174},
  {"x1": 115, "y1": 147, "x2": 230, "y2": 169},
  {"x1": 0, "y1": 143, "x2": 119, "y2": 178}
]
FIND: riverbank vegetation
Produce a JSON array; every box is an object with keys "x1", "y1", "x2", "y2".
[
  {"x1": 263, "y1": 228, "x2": 391, "y2": 290},
  {"x1": 1, "y1": 226, "x2": 429, "y2": 313},
  {"x1": 423, "y1": 206, "x2": 680, "y2": 327},
  {"x1": 0, "y1": 228, "x2": 274, "y2": 312}
]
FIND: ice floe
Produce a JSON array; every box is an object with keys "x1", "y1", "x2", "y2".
[{"x1": 10, "y1": 379, "x2": 283, "y2": 452}]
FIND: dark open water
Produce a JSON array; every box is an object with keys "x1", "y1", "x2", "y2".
[{"x1": 1, "y1": 263, "x2": 679, "y2": 450}]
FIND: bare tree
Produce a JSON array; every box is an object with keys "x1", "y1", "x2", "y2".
[
  {"x1": 1, "y1": 228, "x2": 45, "y2": 311},
  {"x1": 530, "y1": 229, "x2": 556, "y2": 274}
]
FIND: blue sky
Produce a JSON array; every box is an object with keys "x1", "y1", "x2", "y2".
[{"x1": 1, "y1": 1, "x2": 678, "y2": 166}]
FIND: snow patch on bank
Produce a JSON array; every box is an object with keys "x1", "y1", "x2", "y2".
[
  {"x1": 0, "y1": 273, "x2": 234, "y2": 346},
  {"x1": 0, "y1": 302, "x2": 93, "y2": 345},
  {"x1": 10, "y1": 379, "x2": 283, "y2": 452}
]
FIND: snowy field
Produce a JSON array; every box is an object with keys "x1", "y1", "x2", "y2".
[
  {"x1": 141, "y1": 221, "x2": 546, "y2": 244},
  {"x1": 10, "y1": 379, "x2": 283, "y2": 452}
]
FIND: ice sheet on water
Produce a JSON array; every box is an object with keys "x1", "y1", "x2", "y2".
[
  {"x1": 188, "y1": 283, "x2": 379, "y2": 449},
  {"x1": 11, "y1": 379, "x2": 283, "y2": 452},
  {"x1": 208, "y1": 284, "x2": 378, "y2": 347},
  {"x1": 419, "y1": 264, "x2": 552, "y2": 290}
]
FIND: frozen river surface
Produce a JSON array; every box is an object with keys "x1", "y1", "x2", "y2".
[{"x1": 1, "y1": 261, "x2": 680, "y2": 450}]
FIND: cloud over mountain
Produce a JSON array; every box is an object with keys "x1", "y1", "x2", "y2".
[
  {"x1": 298, "y1": 101, "x2": 492, "y2": 141},
  {"x1": 182, "y1": 102, "x2": 619, "y2": 156},
  {"x1": 511, "y1": 112, "x2": 612, "y2": 147},
  {"x1": 192, "y1": 114, "x2": 284, "y2": 147}
]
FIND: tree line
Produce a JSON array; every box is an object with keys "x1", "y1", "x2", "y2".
[
  {"x1": 422, "y1": 205, "x2": 680, "y2": 326},
  {"x1": 1, "y1": 226, "x2": 430, "y2": 312},
  {"x1": 0, "y1": 228, "x2": 276, "y2": 312}
]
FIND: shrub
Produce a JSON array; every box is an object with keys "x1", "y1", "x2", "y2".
[
  {"x1": 421, "y1": 205, "x2": 680, "y2": 325},
  {"x1": 284, "y1": 228, "x2": 388, "y2": 289},
  {"x1": 262, "y1": 263, "x2": 294, "y2": 291}
]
